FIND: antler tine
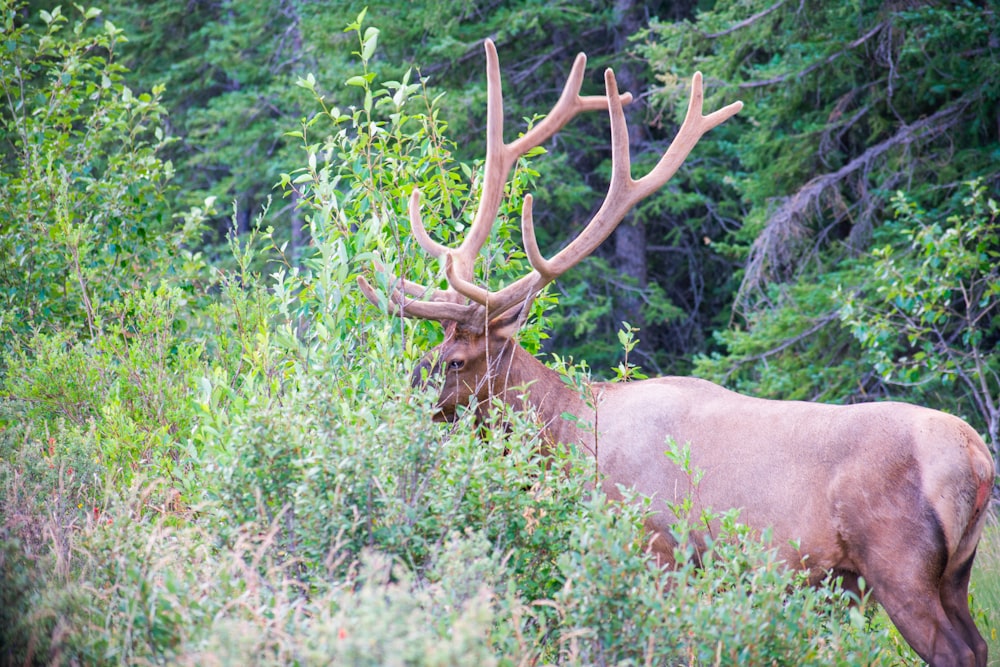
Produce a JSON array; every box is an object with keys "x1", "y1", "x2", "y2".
[
  {"x1": 632, "y1": 72, "x2": 743, "y2": 201},
  {"x1": 482, "y1": 69, "x2": 742, "y2": 319},
  {"x1": 521, "y1": 67, "x2": 639, "y2": 280},
  {"x1": 408, "y1": 189, "x2": 449, "y2": 259},
  {"x1": 507, "y1": 52, "x2": 634, "y2": 156},
  {"x1": 358, "y1": 274, "x2": 479, "y2": 324},
  {"x1": 447, "y1": 38, "x2": 508, "y2": 282},
  {"x1": 358, "y1": 253, "x2": 482, "y2": 323}
]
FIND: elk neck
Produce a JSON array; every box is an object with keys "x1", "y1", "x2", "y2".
[{"x1": 491, "y1": 341, "x2": 599, "y2": 454}]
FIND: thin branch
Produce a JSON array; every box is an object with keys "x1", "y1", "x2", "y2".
[
  {"x1": 719, "y1": 311, "x2": 840, "y2": 382},
  {"x1": 739, "y1": 21, "x2": 886, "y2": 89},
  {"x1": 700, "y1": 0, "x2": 787, "y2": 39},
  {"x1": 749, "y1": 312, "x2": 839, "y2": 360},
  {"x1": 69, "y1": 242, "x2": 97, "y2": 338},
  {"x1": 737, "y1": 92, "x2": 973, "y2": 308}
]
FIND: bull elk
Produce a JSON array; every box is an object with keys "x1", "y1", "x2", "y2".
[{"x1": 358, "y1": 39, "x2": 995, "y2": 666}]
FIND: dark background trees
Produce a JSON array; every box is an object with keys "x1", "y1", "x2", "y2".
[{"x1": 5, "y1": 0, "x2": 998, "y2": 441}]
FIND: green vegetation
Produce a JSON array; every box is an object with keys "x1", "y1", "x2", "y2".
[
  {"x1": 972, "y1": 516, "x2": 1000, "y2": 660},
  {"x1": 1, "y1": 1, "x2": 997, "y2": 664}
]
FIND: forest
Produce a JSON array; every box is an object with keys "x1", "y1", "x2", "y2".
[{"x1": 1, "y1": 0, "x2": 998, "y2": 663}]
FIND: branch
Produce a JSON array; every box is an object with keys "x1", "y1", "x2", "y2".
[
  {"x1": 739, "y1": 21, "x2": 886, "y2": 89},
  {"x1": 719, "y1": 311, "x2": 840, "y2": 382},
  {"x1": 750, "y1": 312, "x2": 839, "y2": 360},
  {"x1": 737, "y1": 93, "x2": 973, "y2": 307},
  {"x1": 700, "y1": 0, "x2": 788, "y2": 39}
]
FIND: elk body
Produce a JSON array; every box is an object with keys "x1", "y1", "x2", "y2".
[{"x1": 359, "y1": 40, "x2": 996, "y2": 667}]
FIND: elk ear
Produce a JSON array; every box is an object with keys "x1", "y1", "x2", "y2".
[{"x1": 487, "y1": 304, "x2": 527, "y2": 340}]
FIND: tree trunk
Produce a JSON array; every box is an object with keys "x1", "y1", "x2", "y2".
[
  {"x1": 609, "y1": 0, "x2": 649, "y2": 329},
  {"x1": 284, "y1": 0, "x2": 308, "y2": 266}
]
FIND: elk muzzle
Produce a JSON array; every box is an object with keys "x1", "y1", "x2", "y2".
[
  {"x1": 410, "y1": 351, "x2": 461, "y2": 423},
  {"x1": 410, "y1": 354, "x2": 436, "y2": 389}
]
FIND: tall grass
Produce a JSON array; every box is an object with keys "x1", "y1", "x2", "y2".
[{"x1": 972, "y1": 511, "x2": 1000, "y2": 665}]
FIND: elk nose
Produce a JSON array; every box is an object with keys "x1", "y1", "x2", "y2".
[{"x1": 410, "y1": 357, "x2": 434, "y2": 388}]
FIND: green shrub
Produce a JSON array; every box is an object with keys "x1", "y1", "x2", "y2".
[
  {"x1": 0, "y1": 2, "x2": 205, "y2": 344},
  {"x1": 2, "y1": 448, "x2": 909, "y2": 667},
  {"x1": 0, "y1": 2, "x2": 219, "y2": 499},
  {"x1": 3, "y1": 285, "x2": 208, "y2": 489},
  {"x1": 205, "y1": 340, "x2": 589, "y2": 601},
  {"x1": 0, "y1": 471, "x2": 530, "y2": 666}
]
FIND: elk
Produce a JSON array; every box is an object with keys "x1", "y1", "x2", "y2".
[{"x1": 358, "y1": 40, "x2": 995, "y2": 667}]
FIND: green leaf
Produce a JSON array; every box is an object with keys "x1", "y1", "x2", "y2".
[{"x1": 361, "y1": 27, "x2": 379, "y2": 62}]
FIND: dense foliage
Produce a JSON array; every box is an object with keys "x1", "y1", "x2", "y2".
[{"x1": 1, "y1": 1, "x2": 998, "y2": 664}]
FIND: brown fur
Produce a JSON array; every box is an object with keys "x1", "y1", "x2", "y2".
[{"x1": 425, "y1": 323, "x2": 995, "y2": 667}]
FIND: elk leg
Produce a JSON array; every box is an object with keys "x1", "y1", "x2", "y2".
[
  {"x1": 863, "y1": 559, "x2": 978, "y2": 667},
  {"x1": 873, "y1": 582, "x2": 977, "y2": 666},
  {"x1": 939, "y1": 550, "x2": 988, "y2": 667}
]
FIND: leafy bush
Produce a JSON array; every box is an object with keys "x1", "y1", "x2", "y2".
[
  {"x1": 841, "y1": 181, "x2": 1000, "y2": 453},
  {"x1": 0, "y1": 2, "x2": 219, "y2": 494},
  {"x1": 205, "y1": 344, "x2": 590, "y2": 600},
  {"x1": 0, "y1": 2, "x2": 205, "y2": 344},
  {"x1": 2, "y1": 450, "x2": 905, "y2": 666}
]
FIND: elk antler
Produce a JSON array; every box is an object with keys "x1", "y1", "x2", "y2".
[{"x1": 358, "y1": 40, "x2": 742, "y2": 329}]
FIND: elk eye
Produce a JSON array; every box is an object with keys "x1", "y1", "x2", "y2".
[{"x1": 447, "y1": 359, "x2": 465, "y2": 371}]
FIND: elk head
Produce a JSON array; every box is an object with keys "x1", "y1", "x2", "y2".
[
  {"x1": 408, "y1": 313, "x2": 524, "y2": 423},
  {"x1": 358, "y1": 39, "x2": 742, "y2": 422}
]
